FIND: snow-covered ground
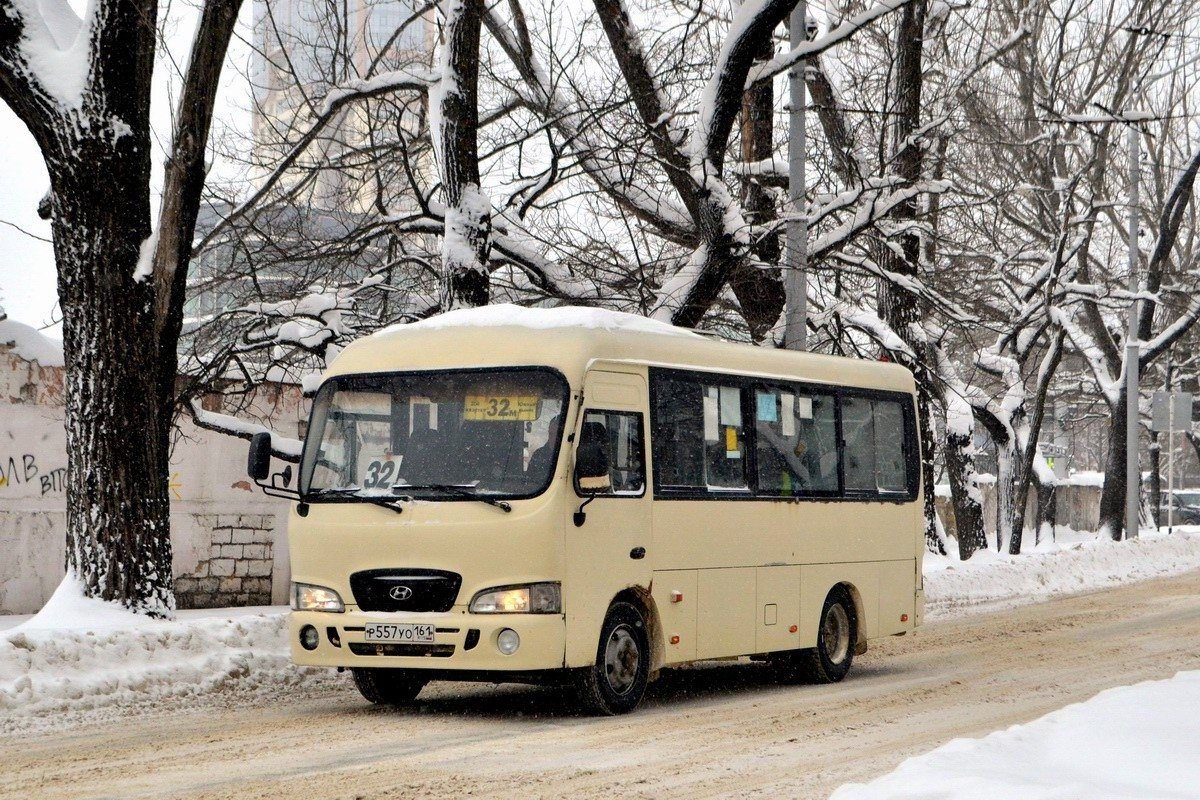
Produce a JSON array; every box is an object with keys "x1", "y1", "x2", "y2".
[
  {"x1": 924, "y1": 527, "x2": 1200, "y2": 619},
  {"x1": 2, "y1": 529, "x2": 1200, "y2": 734},
  {"x1": 0, "y1": 576, "x2": 335, "y2": 733},
  {"x1": 831, "y1": 670, "x2": 1200, "y2": 800}
]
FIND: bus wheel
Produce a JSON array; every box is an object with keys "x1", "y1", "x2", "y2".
[
  {"x1": 575, "y1": 602, "x2": 650, "y2": 715},
  {"x1": 783, "y1": 586, "x2": 857, "y2": 684},
  {"x1": 351, "y1": 668, "x2": 427, "y2": 705}
]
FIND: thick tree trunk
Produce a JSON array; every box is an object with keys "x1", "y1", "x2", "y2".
[
  {"x1": 436, "y1": 0, "x2": 490, "y2": 309},
  {"x1": 876, "y1": 0, "x2": 943, "y2": 553},
  {"x1": 994, "y1": 445, "x2": 1014, "y2": 551},
  {"x1": 50, "y1": 139, "x2": 173, "y2": 616},
  {"x1": 153, "y1": 0, "x2": 244, "y2": 436},
  {"x1": 1032, "y1": 469, "x2": 1056, "y2": 544},
  {"x1": 730, "y1": 32, "x2": 784, "y2": 341},
  {"x1": 1098, "y1": 390, "x2": 1131, "y2": 540},
  {"x1": 944, "y1": 421, "x2": 986, "y2": 559}
]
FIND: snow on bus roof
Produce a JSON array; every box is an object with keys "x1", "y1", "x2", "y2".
[{"x1": 381, "y1": 304, "x2": 703, "y2": 339}]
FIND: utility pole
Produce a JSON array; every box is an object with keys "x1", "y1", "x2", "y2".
[
  {"x1": 783, "y1": 0, "x2": 808, "y2": 351},
  {"x1": 1125, "y1": 124, "x2": 1141, "y2": 539}
]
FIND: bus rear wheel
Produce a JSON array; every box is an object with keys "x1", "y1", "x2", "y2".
[
  {"x1": 351, "y1": 667, "x2": 427, "y2": 705},
  {"x1": 780, "y1": 586, "x2": 857, "y2": 684},
  {"x1": 575, "y1": 602, "x2": 650, "y2": 715}
]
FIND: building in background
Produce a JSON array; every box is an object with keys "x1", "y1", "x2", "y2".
[{"x1": 250, "y1": 0, "x2": 434, "y2": 210}]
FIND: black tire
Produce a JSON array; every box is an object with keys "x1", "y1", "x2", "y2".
[
  {"x1": 575, "y1": 602, "x2": 651, "y2": 715},
  {"x1": 351, "y1": 668, "x2": 427, "y2": 705},
  {"x1": 780, "y1": 586, "x2": 857, "y2": 684}
]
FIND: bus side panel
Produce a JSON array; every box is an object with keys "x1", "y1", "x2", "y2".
[
  {"x1": 651, "y1": 569, "x2": 698, "y2": 664},
  {"x1": 799, "y1": 562, "x2": 879, "y2": 648},
  {"x1": 755, "y1": 565, "x2": 801, "y2": 653},
  {"x1": 652, "y1": 500, "x2": 794, "y2": 570},
  {"x1": 878, "y1": 559, "x2": 916, "y2": 636},
  {"x1": 695, "y1": 567, "x2": 757, "y2": 659},
  {"x1": 800, "y1": 501, "x2": 917, "y2": 565}
]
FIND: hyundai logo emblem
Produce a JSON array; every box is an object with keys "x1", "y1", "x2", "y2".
[{"x1": 389, "y1": 585, "x2": 413, "y2": 601}]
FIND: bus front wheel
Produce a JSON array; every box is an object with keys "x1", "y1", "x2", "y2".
[
  {"x1": 351, "y1": 667, "x2": 427, "y2": 705},
  {"x1": 575, "y1": 602, "x2": 650, "y2": 715}
]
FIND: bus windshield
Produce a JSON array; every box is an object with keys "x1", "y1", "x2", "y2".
[{"x1": 300, "y1": 368, "x2": 568, "y2": 500}]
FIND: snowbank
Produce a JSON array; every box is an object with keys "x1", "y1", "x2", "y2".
[
  {"x1": 922, "y1": 528, "x2": 1200, "y2": 619},
  {"x1": 0, "y1": 583, "x2": 328, "y2": 734},
  {"x1": 13, "y1": 572, "x2": 151, "y2": 632},
  {"x1": 831, "y1": 669, "x2": 1200, "y2": 800},
  {"x1": 379, "y1": 303, "x2": 701, "y2": 339}
]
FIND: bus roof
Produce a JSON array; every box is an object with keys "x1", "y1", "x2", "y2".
[{"x1": 325, "y1": 305, "x2": 916, "y2": 394}]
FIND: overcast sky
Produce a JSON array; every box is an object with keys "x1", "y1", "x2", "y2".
[{"x1": 0, "y1": 1, "x2": 254, "y2": 335}]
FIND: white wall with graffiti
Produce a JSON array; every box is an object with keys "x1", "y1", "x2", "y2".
[{"x1": 0, "y1": 317, "x2": 307, "y2": 614}]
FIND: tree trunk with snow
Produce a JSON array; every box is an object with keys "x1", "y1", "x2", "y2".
[
  {"x1": 54, "y1": 145, "x2": 174, "y2": 614},
  {"x1": 0, "y1": 0, "x2": 173, "y2": 613},
  {"x1": 434, "y1": 0, "x2": 491, "y2": 309},
  {"x1": 941, "y1": 390, "x2": 987, "y2": 559},
  {"x1": 0, "y1": 0, "x2": 244, "y2": 615},
  {"x1": 731, "y1": 28, "x2": 783, "y2": 340},
  {"x1": 873, "y1": 0, "x2": 944, "y2": 553},
  {"x1": 1032, "y1": 469, "x2": 1056, "y2": 545},
  {"x1": 151, "y1": 0, "x2": 243, "y2": 434}
]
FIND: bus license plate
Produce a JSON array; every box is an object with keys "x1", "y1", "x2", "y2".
[{"x1": 364, "y1": 623, "x2": 436, "y2": 643}]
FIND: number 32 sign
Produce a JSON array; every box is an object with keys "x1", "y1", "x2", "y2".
[{"x1": 464, "y1": 395, "x2": 538, "y2": 421}]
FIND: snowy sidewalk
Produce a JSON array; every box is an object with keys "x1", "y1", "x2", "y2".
[
  {"x1": 924, "y1": 527, "x2": 1200, "y2": 619},
  {"x1": 830, "y1": 670, "x2": 1200, "y2": 800},
  {"x1": 3, "y1": 530, "x2": 1200, "y2": 733},
  {"x1": 0, "y1": 576, "x2": 328, "y2": 733}
]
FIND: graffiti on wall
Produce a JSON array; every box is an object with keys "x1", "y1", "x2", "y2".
[{"x1": 0, "y1": 453, "x2": 66, "y2": 495}]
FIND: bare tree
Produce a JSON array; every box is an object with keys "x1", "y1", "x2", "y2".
[{"x1": 0, "y1": 0, "x2": 243, "y2": 613}]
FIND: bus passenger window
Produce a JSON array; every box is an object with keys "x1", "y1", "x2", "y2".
[
  {"x1": 579, "y1": 411, "x2": 644, "y2": 495},
  {"x1": 651, "y1": 373, "x2": 747, "y2": 493},
  {"x1": 843, "y1": 396, "x2": 910, "y2": 495},
  {"x1": 754, "y1": 389, "x2": 838, "y2": 495},
  {"x1": 873, "y1": 401, "x2": 908, "y2": 493}
]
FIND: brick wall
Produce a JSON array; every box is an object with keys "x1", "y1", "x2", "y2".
[{"x1": 175, "y1": 515, "x2": 278, "y2": 609}]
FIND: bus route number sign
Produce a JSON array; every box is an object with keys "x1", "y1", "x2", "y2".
[{"x1": 464, "y1": 395, "x2": 538, "y2": 422}]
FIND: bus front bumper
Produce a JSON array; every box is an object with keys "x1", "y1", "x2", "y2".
[{"x1": 289, "y1": 610, "x2": 567, "y2": 673}]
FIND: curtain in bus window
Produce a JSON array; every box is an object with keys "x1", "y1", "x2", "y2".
[
  {"x1": 754, "y1": 389, "x2": 838, "y2": 494},
  {"x1": 312, "y1": 391, "x2": 395, "y2": 490}
]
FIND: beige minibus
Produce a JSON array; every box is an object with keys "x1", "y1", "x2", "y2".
[{"x1": 247, "y1": 305, "x2": 924, "y2": 715}]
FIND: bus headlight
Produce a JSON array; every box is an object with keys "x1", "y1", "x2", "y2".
[
  {"x1": 292, "y1": 582, "x2": 345, "y2": 613},
  {"x1": 469, "y1": 583, "x2": 561, "y2": 614}
]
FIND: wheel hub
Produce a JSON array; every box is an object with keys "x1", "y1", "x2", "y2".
[
  {"x1": 604, "y1": 624, "x2": 640, "y2": 694},
  {"x1": 823, "y1": 603, "x2": 851, "y2": 665}
]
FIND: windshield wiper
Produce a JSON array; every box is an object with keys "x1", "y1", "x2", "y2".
[
  {"x1": 309, "y1": 488, "x2": 406, "y2": 515},
  {"x1": 393, "y1": 484, "x2": 512, "y2": 512}
]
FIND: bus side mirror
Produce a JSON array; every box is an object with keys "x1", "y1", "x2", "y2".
[{"x1": 248, "y1": 432, "x2": 272, "y2": 481}]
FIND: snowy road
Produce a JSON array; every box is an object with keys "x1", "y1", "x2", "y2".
[{"x1": 2, "y1": 569, "x2": 1199, "y2": 800}]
